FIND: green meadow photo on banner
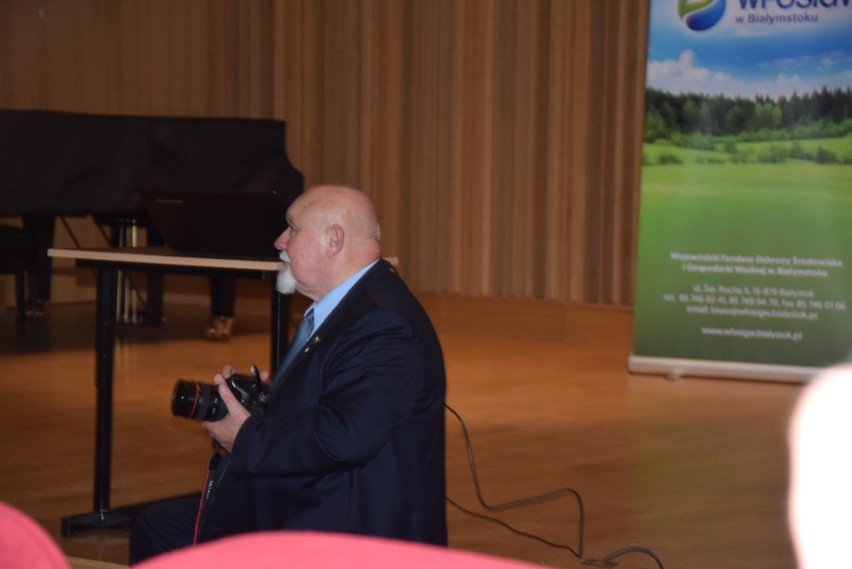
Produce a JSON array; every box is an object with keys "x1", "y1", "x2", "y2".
[{"x1": 630, "y1": 0, "x2": 852, "y2": 381}]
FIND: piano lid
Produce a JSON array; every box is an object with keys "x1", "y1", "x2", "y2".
[{"x1": 0, "y1": 110, "x2": 303, "y2": 217}]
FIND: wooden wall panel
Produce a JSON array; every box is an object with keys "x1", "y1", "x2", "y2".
[
  {"x1": 359, "y1": 0, "x2": 408, "y2": 262},
  {"x1": 448, "y1": 0, "x2": 497, "y2": 295},
  {"x1": 0, "y1": 1, "x2": 110, "y2": 113},
  {"x1": 237, "y1": 1, "x2": 275, "y2": 117},
  {"x1": 542, "y1": 0, "x2": 573, "y2": 302},
  {"x1": 563, "y1": 2, "x2": 594, "y2": 304},
  {"x1": 109, "y1": 1, "x2": 239, "y2": 116},
  {"x1": 403, "y1": 0, "x2": 454, "y2": 293},
  {"x1": 0, "y1": 0, "x2": 650, "y2": 306},
  {"x1": 272, "y1": 0, "x2": 321, "y2": 183}
]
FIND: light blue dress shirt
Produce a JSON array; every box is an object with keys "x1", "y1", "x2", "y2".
[{"x1": 304, "y1": 260, "x2": 379, "y2": 334}]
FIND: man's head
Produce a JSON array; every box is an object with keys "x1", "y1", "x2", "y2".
[{"x1": 274, "y1": 185, "x2": 381, "y2": 300}]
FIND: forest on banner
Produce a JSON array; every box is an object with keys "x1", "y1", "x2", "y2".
[{"x1": 643, "y1": 87, "x2": 852, "y2": 166}]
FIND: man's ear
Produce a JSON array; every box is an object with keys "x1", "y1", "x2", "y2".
[{"x1": 325, "y1": 224, "x2": 344, "y2": 256}]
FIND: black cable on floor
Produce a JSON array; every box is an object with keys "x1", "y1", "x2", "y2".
[
  {"x1": 446, "y1": 496, "x2": 582, "y2": 557},
  {"x1": 602, "y1": 546, "x2": 665, "y2": 569},
  {"x1": 445, "y1": 404, "x2": 585, "y2": 559},
  {"x1": 445, "y1": 403, "x2": 666, "y2": 569}
]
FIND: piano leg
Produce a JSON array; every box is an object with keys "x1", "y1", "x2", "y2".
[{"x1": 22, "y1": 214, "x2": 55, "y2": 316}]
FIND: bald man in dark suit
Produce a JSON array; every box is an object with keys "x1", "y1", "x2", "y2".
[{"x1": 130, "y1": 185, "x2": 447, "y2": 563}]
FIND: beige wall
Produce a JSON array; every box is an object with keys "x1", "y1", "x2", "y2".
[{"x1": 0, "y1": 0, "x2": 649, "y2": 307}]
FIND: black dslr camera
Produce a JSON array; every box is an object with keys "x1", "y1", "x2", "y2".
[{"x1": 171, "y1": 365, "x2": 269, "y2": 422}]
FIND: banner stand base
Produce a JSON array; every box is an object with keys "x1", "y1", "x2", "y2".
[{"x1": 628, "y1": 355, "x2": 821, "y2": 384}]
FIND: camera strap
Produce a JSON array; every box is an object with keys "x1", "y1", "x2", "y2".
[{"x1": 193, "y1": 442, "x2": 228, "y2": 544}]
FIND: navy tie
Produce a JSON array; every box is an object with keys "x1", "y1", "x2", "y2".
[{"x1": 281, "y1": 308, "x2": 314, "y2": 372}]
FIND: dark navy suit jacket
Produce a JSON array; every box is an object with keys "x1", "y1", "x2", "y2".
[{"x1": 198, "y1": 260, "x2": 448, "y2": 545}]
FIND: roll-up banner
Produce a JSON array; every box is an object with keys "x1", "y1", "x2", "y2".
[{"x1": 630, "y1": 0, "x2": 852, "y2": 382}]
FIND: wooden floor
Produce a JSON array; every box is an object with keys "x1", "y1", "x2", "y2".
[{"x1": 0, "y1": 299, "x2": 802, "y2": 569}]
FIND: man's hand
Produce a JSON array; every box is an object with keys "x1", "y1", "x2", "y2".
[{"x1": 202, "y1": 366, "x2": 252, "y2": 452}]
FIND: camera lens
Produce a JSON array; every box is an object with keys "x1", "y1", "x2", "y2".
[{"x1": 171, "y1": 380, "x2": 226, "y2": 421}]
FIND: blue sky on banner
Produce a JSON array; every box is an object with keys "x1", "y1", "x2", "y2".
[{"x1": 646, "y1": 0, "x2": 852, "y2": 98}]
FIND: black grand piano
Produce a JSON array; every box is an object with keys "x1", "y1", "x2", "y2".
[
  {"x1": 0, "y1": 109, "x2": 303, "y2": 318},
  {"x1": 0, "y1": 109, "x2": 304, "y2": 536}
]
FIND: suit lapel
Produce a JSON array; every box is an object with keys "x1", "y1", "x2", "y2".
[{"x1": 270, "y1": 259, "x2": 392, "y2": 395}]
